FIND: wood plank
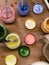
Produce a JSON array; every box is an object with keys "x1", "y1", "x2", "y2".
[{"x1": 0, "y1": 0, "x2": 49, "y2": 65}]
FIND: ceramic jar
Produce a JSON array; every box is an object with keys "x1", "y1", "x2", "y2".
[{"x1": 41, "y1": 17, "x2": 49, "y2": 33}]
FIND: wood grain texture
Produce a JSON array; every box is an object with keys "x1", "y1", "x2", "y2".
[{"x1": 0, "y1": 0, "x2": 49, "y2": 65}]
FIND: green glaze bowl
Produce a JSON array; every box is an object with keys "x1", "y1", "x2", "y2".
[
  {"x1": 0, "y1": 24, "x2": 7, "y2": 40},
  {"x1": 18, "y1": 46, "x2": 30, "y2": 57}
]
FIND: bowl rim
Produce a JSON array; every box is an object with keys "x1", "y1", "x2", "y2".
[{"x1": 43, "y1": 43, "x2": 49, "y2": 61}]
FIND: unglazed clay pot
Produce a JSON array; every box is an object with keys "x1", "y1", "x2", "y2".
[
  {"x1": 42, "y1": 34, "x2": 49, "y2": 44},
  {"x1": 41, "y1": 17, "x2": 49, "y2": 33},
  {"x1": 42, "y1": 34, "x2": 49, "y2": 61},
  {"x1": 43, "y1": 43, "x2": 49, "y2": 62}
]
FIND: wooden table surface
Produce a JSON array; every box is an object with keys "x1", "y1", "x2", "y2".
[{"x1": 0, "y1": 0, "x2": 49, "y2": 65}]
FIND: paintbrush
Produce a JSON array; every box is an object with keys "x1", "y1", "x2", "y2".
[
  {"x1": 21, "y1": 0, "x2": 24, "y2": 10},
  {"x1": 5, "y1": 0, "x2": 8, "y2": 18}
]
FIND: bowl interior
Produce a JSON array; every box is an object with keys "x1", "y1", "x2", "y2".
[{"x1": 43, "y1": 43, "x2": 49, "y2": 61}]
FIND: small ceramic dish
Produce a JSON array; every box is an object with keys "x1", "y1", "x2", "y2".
[
  {"x1": 42, "y1": 34, "x2": 49, "y2": 61},
  {"x1": 31, "y1": 61, "x2": 49, "y2": 65},
  {"x1": 5, "y1": 33, "x2": 21, "y2": 49},
  {"x1": 5, "y1": 55, "x2": 17, "y2": 65},
  {"x1": 43, "y1": 43, "x2": 49, "y2": 62}
]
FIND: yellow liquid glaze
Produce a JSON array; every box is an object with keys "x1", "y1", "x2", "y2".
[
  {"x1": 5, "y1": 55, "x2": 17, "y2": 65},
  {"x1": 5, "y1": 34, "x2": 21, "y2": 49}
]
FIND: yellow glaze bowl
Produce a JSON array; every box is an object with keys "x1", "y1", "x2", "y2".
[
  {"x1": 5, "y1": 33, "x2": 21, "y2": 49},
  {"x1": 5, "y1": 55, "x2": 17, "y2": 65}
]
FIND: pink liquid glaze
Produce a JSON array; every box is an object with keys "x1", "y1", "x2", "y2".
[
  {"x1": 24, "y1": 34, "x2": 36, "y2": 45},
  {"x1": 0, "y1": 10, "x2": 1, "y2": 18},
  {"x1": 1, "y1": 6, "x2": 15, "y2": 23}
]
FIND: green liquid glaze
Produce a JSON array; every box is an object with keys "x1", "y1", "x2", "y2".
[
  {"x1": 18, "y1": 46, "x2": 30, "y2": 57},
  {"x1": 0, "y1": 26, "x2": 5, "y2": 37},
  {"x1": 0, "y1": 25, "x2": 7, "y2": 40}
]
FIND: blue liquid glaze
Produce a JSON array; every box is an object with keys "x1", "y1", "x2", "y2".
[
  {"x1": 18, "y1": 3, "x2": 30, "y2": 16},
  {"x1": 33, "y1": 4, "x2": 44, "y2": 14}
]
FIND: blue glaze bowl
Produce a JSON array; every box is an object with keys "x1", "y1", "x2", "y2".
[
  {"x1": 33, "y1": 3, "x2": 44, "y2": 14},
  {"x1": 18, "y1": 3, "x2": 30, "y2": 16}
]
